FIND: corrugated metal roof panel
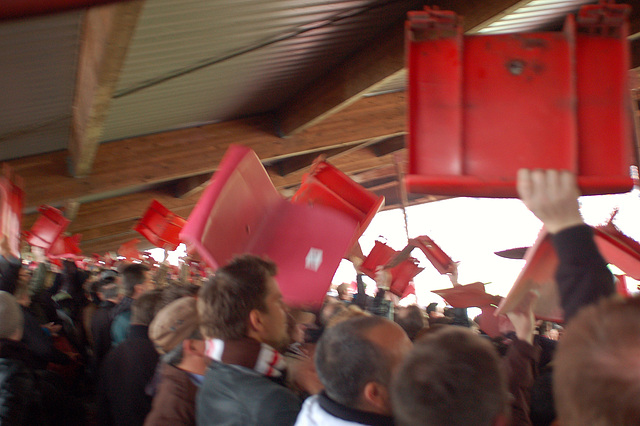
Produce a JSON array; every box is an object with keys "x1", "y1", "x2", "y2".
[
  {"x1": 0, "y1": 10, "x2": 82, "y2": 160},
  {"x1": 477, "y1": 0, "x2": 595, "y2": 34},
  {"x1": 101, "y1": 0, "x2": 424, "y2": 142}
]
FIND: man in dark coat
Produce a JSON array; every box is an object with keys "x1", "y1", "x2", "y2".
[
  {"x1": 90, "y1": 273, "x2": 121, "y2": 369},
  {"x1": 97, "y1": 289, "x2": 162, "y2": 426},
  {"x1": 0, "y1": 290, "x2": 46, "y2": 425},
  {"x1": 0, "y1": 235, "x2": 22, "y2": 296},
  {"x1": 145, "y1": 296, "x2": 207, "y2": 426}
]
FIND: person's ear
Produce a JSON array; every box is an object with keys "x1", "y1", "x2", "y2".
[
  {"x1": 248, "y1": 309, "x2": 265, "y2": 333},
  {"x1": 183, "y1": 339, "x2": 206, "y2": 357},
  {"x1": 362, "y1": 382, "x2": 391, "y2": 415}
]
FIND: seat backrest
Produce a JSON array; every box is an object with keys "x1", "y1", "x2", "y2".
[
  {"x1": 180, "y1": 145, "x2": 282, "y2": 269},
  {"x1": 25, "y1": 205, "x2": 70, "y2": 250},
  {"x1": 135, "y1": 200, "x2": 186, "y2": 251}
]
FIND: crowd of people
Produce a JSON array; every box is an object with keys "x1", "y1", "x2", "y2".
[{"x1": 0, "y1": 168, "x2": 636, "y2": 425}]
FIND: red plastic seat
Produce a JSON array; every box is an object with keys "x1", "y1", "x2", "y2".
[
  {"x1": 405, "y1": 3, "x2": 636, "y2": 197},
  {"x1": 432, "y1": 282, "x2": 503, "y2": 337},
  {"x1": 292, "y1": 160, "x2": 384, "y2": 244},
  {"x1": 48, "y1": 234, "x2": 82, "y2": 259},
  {"x1": 0, "y1": 165, "x2": 24, "y2": 256},
  {"x1": 360, "y1": 240, "x2": 424, "y2": 298},
  {"x1": 498, "y1": 222, "x2": 640, "y2": 323},
  {"x1": 118, "y1": 238, "x2": 142, "y2": 260},
  {"x1": 24, "y1": 205, "x2": 70, "y2": 251},
  {"x1": 180, "y1": 145, "x2": 362, "y2": 309},
  {"x1": 360, "y1": 234, "x2": 454, "y2": 297},
  {"x1": 134, "y1": 200, "x2": 186, "y2": 251},
  {"x1": 408, "y1": 235, "x2": 455, "y2": 275}
]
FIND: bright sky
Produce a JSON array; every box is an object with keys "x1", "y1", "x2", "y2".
[
  {"x1": 152, "y1": 186, "x2": 640, "y2": 308},
  {"x1": 332, "y1": 187, "x2": 640, "y2": 307}
]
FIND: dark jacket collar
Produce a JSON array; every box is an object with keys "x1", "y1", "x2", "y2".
[
  {"x1": 318, "y1": 391, "x2": 395, "y2": 426},
  {"x1": 0, "y1": 338, "x2": 37, "y2": 368},
  {"x1": 128, "y1": 324, "x2": 150, "y2": 340}
]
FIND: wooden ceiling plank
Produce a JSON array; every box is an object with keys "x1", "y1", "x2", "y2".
[
  {"x1": 172, "y1": 173, "x2": 212, "y2": 199},
  {"x1": 69, "y1": 0, "x2": 144, "y2": 178},
  {"x1": 12, "y1": 92, "x2": 406, "y2": 210},
  {"x1": 269, "y1": 149, "x2": 406, "y2": 189}
]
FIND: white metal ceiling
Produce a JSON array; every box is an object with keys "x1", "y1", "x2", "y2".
[{"x1": 0, "y1": 10, "x2": 83, "y2": 161}]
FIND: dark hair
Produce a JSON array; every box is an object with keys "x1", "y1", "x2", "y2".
[
  {"x1": 198, "y1": 255, "x2": 277, "y2": 340},
  {"x1": 392, "y1": 327, "x2": 508, "y2": 426},
  {"x1": 160, "y1": 283, "x2": 200, "y2": 311},
  {"x1": 394, "y1": 305, "x2": 425, "y2": 341},
  {"x1": 122, "y1": 263, "x2": 150, "y2": 297},
  {"x1": 130, "y1": 289, "x2": 162, "y2": 326},
  {"x1": 315, "y1": 316, "x2": 392, "y2": 407},
  {"x1": 554, "y1": 296, "x2": 640, "y2": 425}
]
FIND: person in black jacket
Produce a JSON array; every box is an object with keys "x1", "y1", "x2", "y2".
[
  {"x1": 97, "y1": 289, "x2": 163, "y2": 426},
  {"x1": 90, "y1": 273, "x2": 121, "y2": 370},
  {"x1": 13, "y1": 275, "x2": 72, "y2": 370},
  {"x1": 515, "y1": 169, "x2": 639, "y2": 426},
  {"x1": 0, "y1": 290, "x2": 46, "y2": 425},
  {"x1": 0, "y1": 235, "x2": 23, "y2": 296}
]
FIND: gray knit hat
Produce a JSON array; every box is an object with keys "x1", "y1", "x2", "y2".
[{"x1": 0, "y1": 291, "x2": 23, "y2": 339}]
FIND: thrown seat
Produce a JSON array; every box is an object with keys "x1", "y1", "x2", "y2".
[{"x1": 181, "y1": 145, "x2": 368, "y2": 309}]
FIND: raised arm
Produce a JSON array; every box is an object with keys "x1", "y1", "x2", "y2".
[{"x1": 517, "y1": 169, "x2": 614, "y2": 322}]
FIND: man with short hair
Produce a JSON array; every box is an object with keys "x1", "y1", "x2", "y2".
[
  {"x1": 295, "y1": 315, "x2": 413, "y2": 426},
  {"x1": 196, "y1": 255, "x2": 301, "y2": 426},
  {"x1": 394, "y1": 305, "x2": 426, "y2": 341},
  {"x1": 336, "y1": 283, "x2": 351, "y2": 303},
  {"x1": 110, "y1": 263, "x2": 154, "y2": 345},
  {"x1": 98, "y1": 290, "x2": 163, "y2": 426},
  {"x1": 91, "y1": 272, "x2": 121, "y2": 368},
  {"x1": 145, "y1": 296, "x2": 207, "y2": 426},
  {"x1": 390, "y1": 284, "x2": 538, "y2": 426},
  {"x1": 392, "y1": 327, "x2": 510, "y2": 426}
]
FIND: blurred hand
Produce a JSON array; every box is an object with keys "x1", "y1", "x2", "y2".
[
  {"x1": 374, "y1": 266, "x2": 391, "y2": 291},
  {"x1": 517, "y1": 169, "x2": 583, "y2": 234},
  {"x1": 43, "y1": 322, "x2": 62, "y2": 336},
  {"x1": 506, "y1": 290, "x2": 538, "y2": 345}
]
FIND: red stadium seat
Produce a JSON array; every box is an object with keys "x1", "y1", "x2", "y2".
[{"x1": 181, "y1": 145, "x2": 366, "y2": 309}]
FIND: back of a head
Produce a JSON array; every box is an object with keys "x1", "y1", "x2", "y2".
[
  {"x1": 554, "y1": 296, "x2": 640, "y2": 426},
  {"x1": 0, "y1": 291, "x2": 24, "y2": 340},
  {"x1": 391, "y1": 327, "x2": 507, "y2": 426},
  {"x1": 315, "y1": 315, "x2": 392, "y2": 408},
  {"x1": 198, "y1": 255, "x2": 276, "y2": 340},
  {"x1": 395, "y1": 305, "x2": 425, "y2": 341},
  {"x1": 336, "y1": 283, "x2": 349, "y2": 297},
  {"x1": 130, "y1": 289, "x2": 163, "y2": 326},
  {"x1": 122, "y1": 263, "x2": 150, "y2": 297}
]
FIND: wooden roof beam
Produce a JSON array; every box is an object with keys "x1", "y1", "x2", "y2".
[
  {"x1": 68, "y1": 0, "x2": 143, "y2": 177},
  {"x1": 275, "y1": 0, "x2": 524, "y2": 137},
  {"x1": 11, "y1": 92, "x2": 406, "y2": 210}
]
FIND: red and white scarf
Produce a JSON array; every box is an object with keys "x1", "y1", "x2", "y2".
[{"x1": 205, "y1": 337, "x2": 287, "y2": 379}]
